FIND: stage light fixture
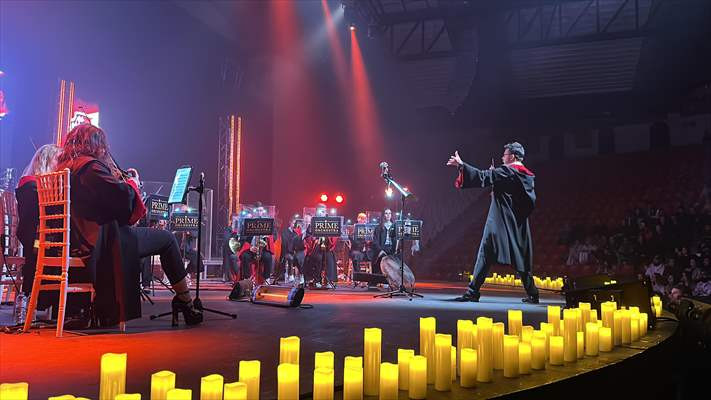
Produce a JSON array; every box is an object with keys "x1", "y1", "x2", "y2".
[
  {"x1": 251, "y1": 285, "x2": 305, "y2": 308},
  {"x1": 349, "y1": 23, "x2": 356, "y2": 31},
  {"x1": 385, "y1": 187, "x2": 393, "y2": 197},
  {"x1": 320, "y1": 193, "x2": 329, "y2": 202},
  {"x1": 330, "y1": 208, "x2": 337, "y2": 215},
  {"x1": 335, "y1": 194, "x2": 344, "y2": 203}
]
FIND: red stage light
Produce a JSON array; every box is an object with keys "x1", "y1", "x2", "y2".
[
  {"x1": 349, "y1": 24, "x2": 356, "y2": 31},
  {"x1": 335, "y1": 194, "x2": 344, "y2": 203},
  {"x1": 320, "y1": 193, "x2": 329, "y2": 202}
]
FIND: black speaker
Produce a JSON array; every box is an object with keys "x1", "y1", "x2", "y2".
[
  {"x1": 564, "y1": 275, "x2": 656, "y2": 329},
  {"x1": 352, "y1": 272, "x2": 388, "y2": 285}
]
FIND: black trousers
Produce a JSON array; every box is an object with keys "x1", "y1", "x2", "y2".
[
  {"x1": 275, "y1": 251, "x2": 305, "y2": 278},
  {"x1": 305, "y1": 250, "x2": 337, "y2": 282},
  {"x1": 467, "y1": 241, "x2": 539, "y2": 298},
  {"x1": 349, "y1": 250, "x2": 368, "y2": 272},
  {"x1": 240, "y1": 251, "x2": 274, "y2": 280},
  {"x1": 130, "y1": 227, "x2": 187, "y2": 285}
]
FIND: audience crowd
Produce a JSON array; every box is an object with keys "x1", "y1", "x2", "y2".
[{"x1": 560, "y1": 193, "x2": 711, "y2": 302}]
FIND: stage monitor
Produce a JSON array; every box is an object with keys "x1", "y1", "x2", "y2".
[{"x1": 168, "y1": 165, "x2": 192, "y2": 204}]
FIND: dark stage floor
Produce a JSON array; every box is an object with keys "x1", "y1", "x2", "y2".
[{"x1": 0, "y1": 282, "x2": 674, "y2": 399}]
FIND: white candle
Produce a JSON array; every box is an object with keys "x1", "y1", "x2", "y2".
[
  {"x1": 493, "y1": 322, "x2": 505, "y2": 370},
  {"x1": 398, "y1": 349, "x2": 415, "y2": 391},
  {"x1": 100, "y1": 353, "x2": 126, "y2": 400},
  {"x1": 277, "y1": 363, "x2": 299, "y2": 400},
  {"x1": 0, "y1": 383, "x2": 28, "y2": 400},
  {"x1": 200, "y1": 374, "x2": 223, "y2": 400},
  {"x1": 549, "y1": 336, "x2": 564, "y2": 366},
  {"x1": 408, "y1": 356, "x2": 427, "y2": 399},
  {"x1": 238, "y1": 360, "x2": 260, "y2": 400},
  {"x1": 519, "y1": 342, "x2": 531, "y2": 375},
  {"x1": 456, "y1": 320, "x2": 473, "y2": 376},
  {"x1": 563, "y1": 309, "x2": 577, "y2": 362},
  {"x1": 313, "y1": 367, "x2": 334, "y2": 400},
  {"x1": 379, "y1": 363, "x2": 398, "y2": 400},
  {"x1": 460, "y1": 348, "x2": 477, "y2": 388},
  {"x1": 585, "y1": 322, "x2": 599, "y2": 356},
  {"x1": 315, "y1": 352, "x2": 335, "y2": 370},
  {"x1": 343, "y1": 366, "x2": 363, "y2": 400},
  {"x1": 621, "y1": 310, "x2": 631, "y2": 344},
  {"x1": 531, "y1": 335, "x2": 546, "y2": 370},
  {"x1": 508, "y1": 309, "x2": 523, "y2": 336},
  {"x1": 434, "y1": 334, "x2": 452, "y2": 391},
  {"x1": 223, "y1": 382, "x2": 247, "y2": 400},
  {"x1": 503, "y1": 335, "x2": 519, "y2": 378},
  {"x1": 420, "y1": 317, "x2": 436, "y2": 384},
  {"x1": 151, "y1": 370, "x2": 175, "y2": 400},
  {"x1": 280, "y1": 336, "x2": 300, "y2": 365},
  {"x1": 599, "y1": 327, "x2": 612, "y2": 352},
  {"x1": 476, "y1": 317, "x2": 493, "y2": 382},
  {"x1": 548, "y1": 306, "x2": 561, "y2": 336},
  {"x1": 577, "y1": 331, "x2": 584, "y2": 359},
  {"x1": 364, "y1": 328, "x2": 382, "y2": 396}
]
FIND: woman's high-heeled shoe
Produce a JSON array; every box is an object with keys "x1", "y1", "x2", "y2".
[{"x1": 171, "y1": 293, "x2": 203, "y2": 327}]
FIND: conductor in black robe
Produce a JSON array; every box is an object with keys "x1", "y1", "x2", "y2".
[{"x1": 447, "y1": 142, "x2": 540, "y2": 303}]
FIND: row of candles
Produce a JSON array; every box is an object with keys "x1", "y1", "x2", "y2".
[
  {"x1": 483, "y1": 273, "x2": 564, "y2": 291},
  {"x1": 1, "y1": 298, "x2": 661, "y2": 400}
]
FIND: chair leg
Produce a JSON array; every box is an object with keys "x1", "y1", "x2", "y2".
[
  {"x1": 23, "y1": 266, "x2": 43, "y2": 333},
  {"x1": 55, "y1": 272, "x2": 69, "y2": 338}
]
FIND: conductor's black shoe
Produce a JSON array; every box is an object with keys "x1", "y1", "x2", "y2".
[
  {"x1": 522, "y1": 295, "x2": 539, "y2": 304},
  {"x1": 454, "y1": 293, "x2": 480, "y2": 302}
]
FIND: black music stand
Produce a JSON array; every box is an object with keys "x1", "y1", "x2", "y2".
[
  {"x1": 151, "y1": 171, "x2": 236, "y2": 323},
  {"x1": 374, "y1": 168, "x2": 423, "y2": 300},
  {"x1": 309, "y1": 217, "x2": 341, "y2": 290}
]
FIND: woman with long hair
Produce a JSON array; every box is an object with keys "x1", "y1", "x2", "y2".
[
  {"x1": 56, "y1": 124, "x2": 201, "y2": 326},
  {"x1": 372, "y1": 208, "x2": 397, "y2": 275},
  {"x1": 16, "y1": 144, "x2": 62, "y2": 295}
]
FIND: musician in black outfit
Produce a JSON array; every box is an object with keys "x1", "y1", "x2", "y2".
[
  {"x1": 238, "y1": 203, "x2": 275, "y2": 283},
  {"x1": 274, "y1": 216, "x2": 305, "y2": 283},
  {"x1": 304, "y1": 205, "x2": 338, "y2": 286},
  {"x1": 372, "y1": 208, "x2": 397, "y2": 275},
  {"x1": 348, "y1": 212, "x2": 371, "y2": 273}
]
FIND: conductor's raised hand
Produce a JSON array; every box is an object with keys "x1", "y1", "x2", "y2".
[{"x1": 446, "y1": 150, "x2": 464, "y2": 167}]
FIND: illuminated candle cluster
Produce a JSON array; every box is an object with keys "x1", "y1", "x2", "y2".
[
  {"x1": 484, "y1": 273, "x2": 564, "y2": 290},
  {"x1": 8, "y1": 299, "x2": 659, "y2": 400}
]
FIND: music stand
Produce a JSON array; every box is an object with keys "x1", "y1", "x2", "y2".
[
  {"x1": 151, "y1": 168, "x2": 237, "y2": 322},
  {"x1": 374, "y1": 168, "x2": 423, "y2": 300},
  {"x1": 310, "y1": 216, "x2": 342, "y2": 289}
]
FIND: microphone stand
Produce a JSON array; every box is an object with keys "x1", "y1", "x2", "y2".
[
  {"x1": 375, "y1": 169, "x2": 423, "y2": 300},
  {"x1": 151, "y1": 173, "x2": 236, "y2": 322}
]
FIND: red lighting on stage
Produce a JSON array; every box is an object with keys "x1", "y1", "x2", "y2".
[
  {"x1": 335, "y1": 194, "x2": 344, "y2": 204},
  {"x1": 320, "y1": 193, "x2": 329, "y2": 202},
  {"x1": 350, "y1": 29, "x2": 383, "y2": 169},
  {"x1": 349, "y1": 24, "x2": 356, "y2": 31}
]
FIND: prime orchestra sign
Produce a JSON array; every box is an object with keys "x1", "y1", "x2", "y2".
[
  {"x1": 242, "y1": 218, "x2": 275, "y2": 236},
  {"x1": 311, "y1": 217, "x2": 343, "y2": 237}
]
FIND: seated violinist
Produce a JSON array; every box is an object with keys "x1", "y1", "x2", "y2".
[
  {"x1": 303, "y1": 204, "x2": 338, "y2": 287},
  {"x1": 56, "y1": 124, "x2": 201, "y2": 326}
]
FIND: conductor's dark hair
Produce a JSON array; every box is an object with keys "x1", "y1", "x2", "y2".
[{"x1": 504, "y1": 142, "x2": 525, "y2": 161}]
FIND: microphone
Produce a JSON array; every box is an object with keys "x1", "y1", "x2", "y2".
[{"x1": 379, "y1": 161, "x2": 389, "y2": 177}]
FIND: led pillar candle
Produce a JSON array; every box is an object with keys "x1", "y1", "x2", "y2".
[
  {"x1": 531, "y1": 335, "x2": 546, "y2": 370},
  {"x1": 99, "y1": 353, "x2": 127, "y2": 400},
  {"x1": 315, "y1": 352, "x2": 334, "y2": 370},
  {"x1": 493, "y1": 322, "x2": 505, "y2": 370},
  {"x1": 460, "y1": 348, "x2": 477, "y2": 388},
  {"x1": 613, "y1": 310, "x2": 622, "y2": 346},
  {"x1": 599, "y1": 327, "x2": 612, "y2": 352},
  {"x1": 540, "y1": 322, "x2": 553, "y2": 360},
  {"x1": 200, "y1": 374, "x2": 223, "y2": 400},
  {"x1": 345, "y1": 356, "x2": 363, "y2": 370},
  {"x1": 476, "y1": 317, "x2": 493, "y2": 382},
  {"x1": 0, "y1": 383, "x2": 29, "y2": 400},
  {"x1": 408, "y1": 356, "x2": 427, "y2": 399},
  {"x1": 379, "y1": 363, "x2": 398, "y2": 400},
  {"x1": 563, "y1": 309, "x2": 577, "y2": 362},
  {"x1": 280, "y1": 336, "x2": 300, "y2": 365},
  {"x1": 508, "y1": 309, "x2": 523, "y2": 336},
  {"x1": 166, "y1": 389, "x2": 191, "y2": 400},
  {"x1": 419, "y1": 317, "x2": 436, "y2": 384},
  {"x1": 521, "y1": 326, "x2": 533, "y2": 344},
  {"x1": 116, "y1": 395, "x2": 141, "y2": 400},
  {"x1": 579, "y1": 303, "x2": 591, "y2": 333},
  {"x1": 398, "y1": 349, "x2": 415, "y2": 390},
  {"x1": 48, "y1": 396, "x2": 76, "y2": 400},
  {"x1": 640, "y1": 313, "x2": 648, "y2": 337},
  {"x1": 313, "y1": 368, "x2": 334, "y2": 400},
  {"x1": 585, "y1": 322, "x2": 599, "y2": 356},
  {"x1": 503, "y1": 335, "x2": 520, "y2": 378},
  {"x1": 343, "y1": 366, "x2": 363, "y2": 400},
  {"x1": 549, "y1": 336, "x2": 564, "y2": 366},
  {"x1": 457, "y1": 320, "x2": 473, "y2": 375},
  {"x1": 519, "y1": 342, "x2": 531, "y2": 375},
  {"x1": 576, "y1": 332, "x2": 584, "y2": 359},
  {"x1": 621, "y1": 310, "x2": 631, "y2": 344},
  {"x1": 223, "y1": 382, "x2": 247, "y2": 400},
  {"x1": 470, "y1": 324, "x2": 479, "y2": 350},
  {"x1": 364, "y1": 328, "x2": 382, "y2": 396},
  {"x1": 575, "y1": 308, "x2": 583, "y2": 333},
  {"x1": 238, "y1": 360, "x2": 260, "y2": 400},
  {"x1": 450, "y1": 346, "x2": 457, "y2": 381},
  {"x1": 277, "y1": 363, "x2": 299, "y2": 400},
  {"x1": 630, "y1": 310, "x2": 640, "y2": 342},
  {"x1": 590, "y1": 309, "x2": 598, "y2": 324},
  {"x1": 151, "y1": 370, "x2": 176, "y2": 400},
  {"x1": 548, "y1": 306, "x2": 561, "y2": 335},
  {"x1": 434, "y1": 334, "x2": 452, "y2": 391}
]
